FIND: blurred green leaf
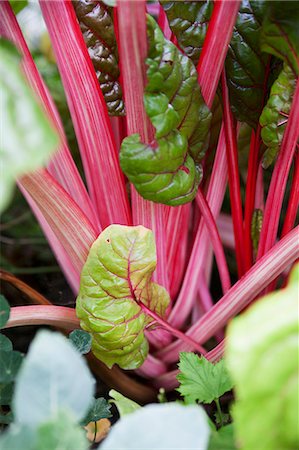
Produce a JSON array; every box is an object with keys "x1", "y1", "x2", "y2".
[
  {"x1": 0, "y1": 382, "x2": 14, "y2": 405},
  {"x1": 0, "y1": 350, "x2": 23, "y2": 383},
  {"x1": 0, "y1": 333, "x2": 13, "y2": 352},
  {"x1": 0, "y1": 38, "x2": 60, "y2": 213},
  {"x1": 208, "y1": 424, "x2": 236, "y2": 450},
  {"x1": 0, "y1": 411, "x2": 14, "y2": 425},
  {"x1": 9, "y1": 0, "x2": 28, "y2": 14},
  {"x1": 69, "y1": 329, "x2": 92, "y2": 355}
]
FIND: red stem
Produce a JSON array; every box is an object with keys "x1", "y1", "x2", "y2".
[
  {"x1": 281, "y1": 152, "x2": 299, "y2": 238},
  {"x1": 196, "y1": 189, "x2": 231, "y2": 293},
  {"x1": 197, "y1": 0, "x2": 240, "y2": 108},
  {"x1": 257, "y1": 80, "x2": 299, "y2": 259},
  {"x1": 221, "y1": 71, "x2": 245, "y2": 277},
  {"x1": 141, "y1": 303, "x2": 207, "y2": 356}
]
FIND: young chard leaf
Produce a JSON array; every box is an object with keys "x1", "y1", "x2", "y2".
[
  {"x1": 76, "y1": 225, "x2": 170, "y2": 370},
  {"x1": 160, "y1": 1, "x2": 213, "y2": 65},
  {"x1": 109, "y1": 389, "x2": 140, "y2": 418},
  {"x1": 73, "y1": 0, "x2": 124, "y2": 116},
  {"x1": 225, "y1": 0, "x2": 269, "y2": 128},
  {"x1": 120, "y1": 15, "x2": 211, "y2": 206},
  {"x1": 81, "y1": 397, "x2": 112, "y2": 425},
  {"x1": 260, "y1": 64, "x2": 297, "y2": 168},
  {"x1": 177, "y1": 352, "x2": 233, "y2": 404},
  {"x1": 0, "y1": 39, "x2": 59, "y2": 213},
  {"x1": 226, "y1": 264, "x2": 299, "y2": 450},
  {"x1": 261, "y1": 1, "x2": 299, "y2": 76},
  {"x1": 69, "y1": 329, "x2": 92, "y2": 355}
]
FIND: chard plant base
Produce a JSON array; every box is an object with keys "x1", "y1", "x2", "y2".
[{"x1": 0, "y1": 0, "x2": 298, "y2": 405}]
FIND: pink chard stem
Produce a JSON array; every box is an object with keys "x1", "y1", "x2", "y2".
[
  {"x1": 5, "y1": 306, "x2": 79, "y2": 331},
  {"x1": 40, "y1": 0, "x2": 131, "y2": 229}
]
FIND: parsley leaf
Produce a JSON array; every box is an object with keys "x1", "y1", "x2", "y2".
[{"x1": 177, "y1": 352, "x2": 233, "y2": 404}]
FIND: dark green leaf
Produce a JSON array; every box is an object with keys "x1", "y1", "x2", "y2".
[
  {"x1": 0, "y1": 294, "x2": 10, "y2": 328},
  {"x1": 0, "y1": 382, "x2": 14, "y2": 405},
  {"x1": 160, "y1": 1, "x2": 213, "y2": 64},
  {"x1": 0, "y1": 350, "x2": 23, "y2": 383},
  {"x1": 0, "y1": 411, "x2": 14, "y2": 425},
  {"x1": 208, "y1": 424, "x2": 236, "y2": 450},
  {"x1": 0, "y1": 39, "x2": 60, "y2": 213},
  {"x1": 9, "y1": 1, "x2": 28, "y2": 14},
  {"x1": 177, "y1": 353, "x2": 233, "y2": 404},
  {"x1": 81, "y1": 397, "x2": 112, "y2": 425},
  {"x1": 0, "y1": 333, "x2": 13, "y2": 351},
  {"x1": 260, "y1": 64, "x2": 297, "y2": 168},
  {"x1": 109, "y1": 389, "x2": 140, "y2": 418},
  {"x1": 73, "y1": 0, "x2": 124, "y2": 115},
  {"x1": 261, "y1": 1, "x2": 299, "y2": 76},
  {"x1": 120, "y1": 15, "x2": 211, "y2": 206},
  {"x1": 69, "y1": 329, "x2": 92, "y2": 355},
  {"x1": 225, "y1": 0, "x2": 269, "y2": 128}
]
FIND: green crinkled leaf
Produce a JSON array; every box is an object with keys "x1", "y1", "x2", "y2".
[
  {"x1": 76, "y1": 225, "x2": 170, "y2": 370},
  {"x1": 160, "y1": 1, "x2": 213, "y2": 65},
  {"x1": 73, "y1": 0, "x2": 124, "y2": 116},
  {"x1": 177, "y1": 353, "x2": 233, "y2": 404},
  {"x1": 0, "y1": 294, "x2": 10, "y2": 328},
  {"x1": 226, "y1": 263, "x2": 299, "y2": 450},
  {"x1": 69, "y1": 329, "x2": 92, "y2": 355},
  {"x1": 0, "y1": 39, "x2": 59, "y2": 213},
  {"x1": 109, "y1": 389, "x2": 140, "y2": 418},
  {"x1": 261, "y1": 1, "x2": 299, "y2": 76},
  {"x1": 260, "y1": 64, "x2": 297, "y2": 169},
  {"x1": 0, "y1": 350, "x2": 23, "y2": 383},
  {"x1": 81, "y1": 397, "x2": 112, "y2": 425},
  {"x1": 225, "y1": 0, "x2": 269, "y2": 128},
  {"x1": 120, "y1": 15, "x2": 211, "y2": 206}
]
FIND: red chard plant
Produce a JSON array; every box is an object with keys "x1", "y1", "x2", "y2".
[{"x1": 0, "y1": 0, "x2": 298, "y2": 448}]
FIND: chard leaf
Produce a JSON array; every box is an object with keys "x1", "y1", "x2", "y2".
[
  {"x1": 160, "y1": 1, "x2": 213, "y2": 65},
  {"x1": 76, "y1": 225, "x2": 170, "y2": 370},
  {"x1": 0, "y1": 39, "x2": 59, "y2": 213},
  {"x1": 225, "y1": 0, "x2": 269, "y2": 128},
  {"x1": 261, "y1": 1, "x2": 299, "y2": 76},
  {"x1": 120, "y1": 15, "x2": 211, "y2": 206},
  {"x1": 260, "y1": 64, "x2": 297, "y2": 168},
  {"x1": 73, "y1": 0, "x2": 124, "y2": 116},
  {"x1": 109, "y1": 389, "x2": 140, "y2": 417},
  {"x1": 177, "y1": 353, "x2": 233, "y2": 404},
  {"x1": 226, "y1": 264, "x2": 299, "y2": 450}
]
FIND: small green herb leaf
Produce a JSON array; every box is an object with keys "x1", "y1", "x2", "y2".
[
  {"x1": 109, "y1": 389, "x2": 140, "y2": 417},
  {"x1": 0, "y1": 294, "x2": 10, "y2": 328},
  {"x1": 81, "y1": 397, "x2": 112, "y2": 425},
  {"x1": 177, "y1": 353, "x2": 233, "y2": 404},
  {"x1": 13, "y1": 330, "x2": 95, "y2": 426},
  {"x1": 0, "y1": 350, "x2": 23, "y2": 383},
  {"x1": 0, "y1": 334, "x2": 13, "y2": 352},
  {"x1": 76, "y1": 225, "x2": 170, "y2": 370},
  {"x1": 260, "y1": 64, "x2": 297, "y2": 168},
  {"x1": 69, "y1": 329, "x2": 92, "y2": 355},
  {"x1": 0, "y1": 39, "x2": 59, "y2": 213},
  {"x1": 226, "y1": 264, "x2": 299, "y2": 450}
]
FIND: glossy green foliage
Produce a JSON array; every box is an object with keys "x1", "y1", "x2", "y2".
[
  {"x1": 226, "y1": 264, "x2": 299, "y2": 450},
  {"x1": 73, "y1": 0, "x2": 124, "y2": 115},
  {"x1": 261, "y1": 1, "x2": 299, "y2": 76},
  {"x1": 225, "y1": 0, "x2": 269, "y2": 128},
  {"x1": 260, "y1": 64, "x2": 297, "y2": 168},
  {"x1": 120, "y1": 16, "x2": 211, "y2": 206},
  {"x1": 0, "y1": 40, "x2": 59, "y2": 213},
  {"x1": 76, "y1": 225, "x2": 170, "y2": 370},
  {"x1": 160, "y1": 1, "x2": 213, "y2": 64},
  {"x1": 177, "y1": 353, "x2": 233, "y2": 404}
]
